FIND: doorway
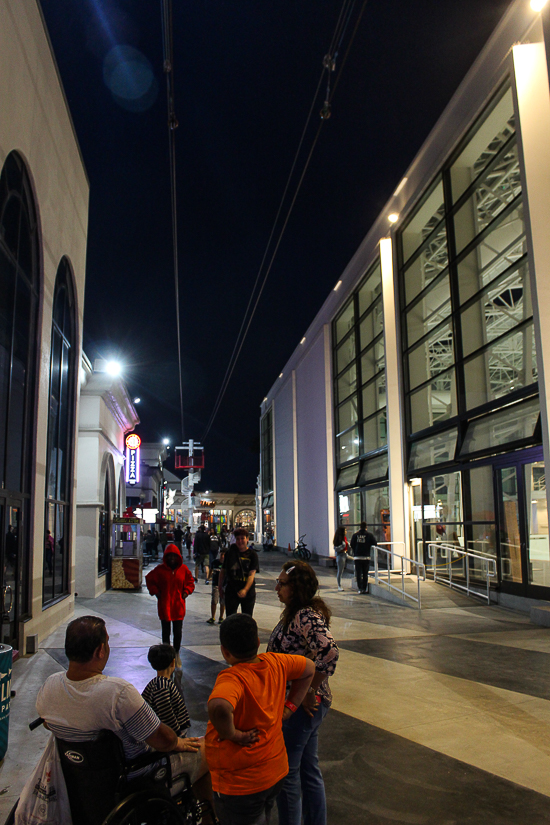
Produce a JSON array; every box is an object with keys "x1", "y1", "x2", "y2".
[{"x1": 0, "y1": 501, "x2": 22, "y2": 648}]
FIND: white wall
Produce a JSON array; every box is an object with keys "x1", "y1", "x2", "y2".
[{"x1": 274, "y1": 381, "x2": 295, "y2": 549}]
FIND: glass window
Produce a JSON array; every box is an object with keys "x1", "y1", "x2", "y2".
[
  {"x1": 409, "y1": 369, "x2": 457, "y2": 433},
  {"x1": 43, "y1": 259, "x2": 75, "y2": 605},
  {"x1": 335, "y1": 299, "x2": 355, "y2": 345},
  {"x1": 423, "y1": 472, "x2": 462, "y2": 523},
  {"x1": 337, "y1": 363, "x2": 357, "y2": 403},
  {"x1": 453, "y1": 143, "x2": 520, "y2": 255},
  {"x1": 338, "y1": 490, "x2": 361, "y2": 529},
  {"x1": 498, "y1": 466, "x2": 522, "y2": 582},
  {"x1": 362, "y1": 373, "x2": 386, "y2": 418},
  {"x1": 335, "y1": 463, "x2": 359, "y2": 491},
  {"x1": 337, "y1": 396, "x2": 359, "y2": 434},
  {"x1": 463, "y1": 322, "x2": 537, "y2": 410},
  {"x1": 358, "y1": 263, "x2": 382, "y2": 317},
  {"x1": 459, "y1": 398, "x2": 540, "y2": 457},
  {"x1": 467, "y1": 465, "x2": 495, "y2": 522},
  {"x1": 525, "y1": 461, "x2": 549, "y2": 586},
  {"x1": 363, "y1": 410, "x2": 387, "y2": 452},
  {"x1": 461, "y1": 261, "x2": 532, "y2": 358},
  {"x1": 450, "y1": 88, "x2": 515, "y2": 203},
  {"x1": 359, "y1": 301, "x2": 383, "y2": 351},
  {"x1": 337, "y1": 427, "x2": 360, "y2": 465},
  {"x1": 362, "y1": 485, "x2": 390, "y2": 544},
  {"x1": 409, "y1": 429, "x2": 458, "y2": 473},
  {"x1": 407, "y1": 322, "x2": 454, "y2": 390},
  {"x1": 336, "y1": 331, "x2": 356, "y2": 375},
  {"x1": 359, "y1": 453, "x2": 388, "y2": 484},
  {"x1": 403, "y1": 239, "x2": 449, "y2": 306},
  {"x1": 361, "y1": 339, "x2": 385, "y2": 385},
  {"x1": 401, "y1": 179, "x2": 446, "y2": 264},
  {"x1": 456, "y1": 205, "x2": 526, "y2": 305},
  {"x1": 405, "y1": 274, "x2": 451, "y2": 349}
]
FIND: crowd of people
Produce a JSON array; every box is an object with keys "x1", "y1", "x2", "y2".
[{"x1": 30, "y1": 519, "x2": 386, "y2": 825}]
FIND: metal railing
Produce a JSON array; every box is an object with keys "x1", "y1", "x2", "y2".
[
  {"x1": 371, "y1": 542, "x2": 426, "y2": 610},
  {"x1": 426, "y1": 542, "x2": 497, "y2": 603}
]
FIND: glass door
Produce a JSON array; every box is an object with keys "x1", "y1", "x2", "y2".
[{"x1": 0, "y1": 502, "x2": 20, "y2": 647}]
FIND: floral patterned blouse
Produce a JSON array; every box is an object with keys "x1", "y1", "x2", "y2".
[{"x1": 267, "y1": 606, "x2": 339, "y2": 706}]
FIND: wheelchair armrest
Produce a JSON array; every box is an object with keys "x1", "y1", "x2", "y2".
[{"x1": 124, "y1": 750, "x2": 169, "y2": 773}]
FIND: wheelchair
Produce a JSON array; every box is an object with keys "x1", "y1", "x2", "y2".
[{"x1": 5, "y1": 721, "x2": 209, "y2": 825}]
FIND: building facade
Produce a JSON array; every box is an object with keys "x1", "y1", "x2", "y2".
[
  {"x1": 0, "y1": 0, "x2": 89, "y2": 649},
  {"x1": 260, "y1": 0, "x2": 550, "y2": 606},
  {"x1": 75, "y1": 357, "x2": 139, "y2": 598}
]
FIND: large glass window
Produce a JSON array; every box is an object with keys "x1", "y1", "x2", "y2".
[
  {"x1": 43, "y1": 259, "x2": 76, "y2": 605},
  {"x1": 400, "y1": 85, "x2": 540, "y2": 462},
  {"x1": 0, "y1": 152, "x2": 39, "y2": 630}
]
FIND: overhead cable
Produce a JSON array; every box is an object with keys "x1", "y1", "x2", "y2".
[
  {"x1": 161, "y1": 0, "x2": 186, "y2": 440},
  {"x1": 201, "y1": 0, "x2": 367, "y2": 443}
]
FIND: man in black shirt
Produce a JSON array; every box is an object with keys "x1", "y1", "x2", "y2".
[
  {"x1": 219, "y1": 529, "x2": 259, "y2": 616},
  {"x1": 350, "y1": 521, "x2": 377, "y2": 594},
  {"x1": 173, "y1": 525, "x2": 184, "y2": 553}
]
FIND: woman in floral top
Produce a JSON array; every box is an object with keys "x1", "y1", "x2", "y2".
[{"x1": 267, "y1": 561, "x2": 339, "y2": 825}]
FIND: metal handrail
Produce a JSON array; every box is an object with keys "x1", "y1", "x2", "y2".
[
  {"x1": 371, "y1": 542, "x2": 426, "y2": 611},
  {"x1": 426, "y1": 542, "x2": 497, "y2": 603}
]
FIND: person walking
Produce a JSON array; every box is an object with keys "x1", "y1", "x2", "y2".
[
  {"x1": 350, "y1": 521, "x2": 377, "y2": 594},
  {"x1": 193, "y1": 523, "x2": 211, "y2": 583},
  {"x1": 207, "y1": 529, "x2": 220, "y2": 584},
  {"x1": 185, "y1": 526, "x2": 193, "y2": 559},
  {"x1": 333, "y1": 526, "x2": 348, "y2": 591},
  {"x1": 267, "y1": 561, "x2": 339, "y2": 825},
  {"x1": 219, "y1": 529, "x2": 259, "y2": 616},
  {"x1": 159, "y1": 526, "x2": 169, "y2": 557},
  {"x1": 173, "y1": 524, "x2": 184, "y2": 554},
  {"x1": 145, "y1": 543, "x2": 195, "y2": 668}
]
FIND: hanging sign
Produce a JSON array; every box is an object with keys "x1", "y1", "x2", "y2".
[{"x1": 125, "y1": 433, "x2": 141, "y2": 485}]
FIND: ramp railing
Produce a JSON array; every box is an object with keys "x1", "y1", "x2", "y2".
[{"x1": 426, "y1": 542, "x2": 497, "y2": 604}]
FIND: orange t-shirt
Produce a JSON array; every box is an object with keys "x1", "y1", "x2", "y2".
[{"x1": 205, "y1": 652, "x2": 307, "y2": 794}]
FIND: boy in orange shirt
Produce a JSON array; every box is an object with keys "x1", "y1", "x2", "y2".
[{"x1": 206, "y1": 614, "x2": 314, "y2": 825}]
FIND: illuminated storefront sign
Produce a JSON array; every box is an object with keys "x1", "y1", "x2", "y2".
[{"x1": 125, "y1": 433, "x2": 141, "y2": 485}]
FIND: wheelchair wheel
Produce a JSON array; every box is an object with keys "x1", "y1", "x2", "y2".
[{"x1": 103, "y1": 791, "x2": 186, "y2": 825}]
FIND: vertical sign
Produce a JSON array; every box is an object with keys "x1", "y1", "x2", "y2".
[{"x1": 125, "y1": 433, "x2": 141, "y2": 485}]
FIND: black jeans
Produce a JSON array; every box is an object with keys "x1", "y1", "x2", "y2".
[
  {"x1": 354, "y1": 559, "x2": 370, "y2": 591},
  {"x1": 224, "y1": 586, "x2": 256, "y2": 617},
  {"x1": 161, "y1": 619, "x2": 183, "y2": 652},
  {"x1": 213, "y1": 777, "x2": 285, "y2": 825}
]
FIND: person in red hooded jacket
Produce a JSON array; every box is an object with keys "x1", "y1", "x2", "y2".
[{"x1": 146, "y1": 543, "x2": 195, "y2": 668}]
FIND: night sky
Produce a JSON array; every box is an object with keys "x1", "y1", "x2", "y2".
[{"x1": 40, "y1": 0, "x2": 513, "y2": 491}]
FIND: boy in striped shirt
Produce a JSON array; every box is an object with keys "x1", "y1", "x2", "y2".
[{"x1": 142, "y1": 644, "x2": 191, "y2": 736}]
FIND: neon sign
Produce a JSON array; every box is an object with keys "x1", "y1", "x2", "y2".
[{"x1": 125, "y1": 433, "x2": 141, "y2": 485}]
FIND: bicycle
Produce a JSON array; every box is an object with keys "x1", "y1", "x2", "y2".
[{"x1": 293, "y1": 534, "x2": 311, "y2": 560}]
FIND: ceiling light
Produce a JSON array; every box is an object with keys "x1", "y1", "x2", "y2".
[
  {"x1": 531, "y1": 0, "x2": 548, "y2": 11},
  {"x1": 300, "y1": 337, "x2": 306, "y2": 345},
  {"x1": 388, "y1": 213, "x2": 399, "y2": 224},
  {"x1": 393, "y1": 177, "x2": 408, "y2": 197},
  {"x1": 133, "y1": 397, "x2": 141, "y2": 404},
  {"x1": 279, "y1": 372, "x2": 283, "y2": 378},
  {"x1": 162, "y1": 438, "x2": 170, "y2": 445},
  {"x1": 333, "y1": 280, "x2": 342, "y2": 291}
]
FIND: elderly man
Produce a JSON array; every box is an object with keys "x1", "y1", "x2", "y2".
[
  {"x1": 36, "y1": 616, "x2": 209, "y2": 800},
  {"x1": 219, "y1": 528, "x2": 259, "y2": 617}
]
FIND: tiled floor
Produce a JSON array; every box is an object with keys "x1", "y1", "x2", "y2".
[{"x1": 2, "y1": 551, "x2": 550, "y2": 823}]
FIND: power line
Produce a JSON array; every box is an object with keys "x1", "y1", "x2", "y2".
[
  {"x1": 201, "y1": 0, "x2": 367, "y2": 442},
  {"x1": 161, "y1": 0, "x2": 185, "y2": 441}
]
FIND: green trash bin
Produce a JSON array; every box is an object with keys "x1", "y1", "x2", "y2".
[{"x1": 0, "y1": 645, "x2": 12, "y2": 761}]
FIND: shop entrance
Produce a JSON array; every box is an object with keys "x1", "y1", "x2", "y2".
[{"x1": 410, "y1": 446, "x2": 549, "y2": 597}]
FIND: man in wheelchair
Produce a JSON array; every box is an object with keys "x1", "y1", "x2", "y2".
[{"x1": 34, "y1": 615, "x2": 213, "y2": 824}]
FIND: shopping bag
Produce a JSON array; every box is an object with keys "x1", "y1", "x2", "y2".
[{"x1": 15, "y1": 735, "x2": 73, "y2": 825}]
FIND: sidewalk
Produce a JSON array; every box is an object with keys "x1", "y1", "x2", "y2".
[{"x1": 2, "y1": 550, "x2": 550, "y2": 823}]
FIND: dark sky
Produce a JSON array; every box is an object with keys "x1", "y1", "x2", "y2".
[{"x1": 40, "y1": 0, "x2": 513, "y2": 492}]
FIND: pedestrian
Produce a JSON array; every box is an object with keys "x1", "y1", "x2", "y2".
[
  {"x1": 206, "y1": 614, "x2": 314, "y2": 825},
  {"x1": 207, "y1": 547, "x2": 226, "y2": 624},
  {"x1": 333, "y1": 526, "x2": 348, "y2": 591},
  {"x1": 173, "y1": 523, "x2": 184, "y2": 553},
  {"x1": 185, "y1": 525, "x2": 193, "y2": 559},
  {"x1": 145, "y1": 543, "x2": 195, "y2": 668},
  {"x1": 207, "y1": 529, "x2": 220, "y2": 584},
  {"x1": 219, "y1": 528, "x2": 259, "y2": 617},
  {"x1": 193, "y1": 523, "x2": 211, "y2": 583},
  {"x1": 159, "y1": 526, "x2": 169, "y2": 556},
  {"x1": 268, "y1": 561, "x2": 339, "y2": 825},
  {"x1": 350, "y1": 521, "x2": 377, "y2": 594}
]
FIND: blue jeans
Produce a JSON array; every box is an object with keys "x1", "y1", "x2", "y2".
[
  {"x1": 214, "y1": 777, "x2": 285, "y2": 825},
  {"x1": 336, "y1": 553, "x2": 346, "y2": 587},
  {"x1": 277, "y1": 703, "x2": 329, "y2": 825}
]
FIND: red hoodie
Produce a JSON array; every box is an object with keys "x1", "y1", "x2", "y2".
[{"x1": 145, "y1": 543, "x2": 195, "y2": 621}]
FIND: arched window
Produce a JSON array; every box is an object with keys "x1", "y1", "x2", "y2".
[
  {"x1": 0, "y1": 151, "x2": 39, "y2": 641},
  {"x1": 43, "y1": 258, "x2": 76, "y2": 605}
]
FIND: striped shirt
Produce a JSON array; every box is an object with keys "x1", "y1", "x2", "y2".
[
  {"x1": 36, "y1": 672, "x2": 161, "y2": 760},
  {"x1": 142, "y1": 676, "x2": 190, "y2": 736}
]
